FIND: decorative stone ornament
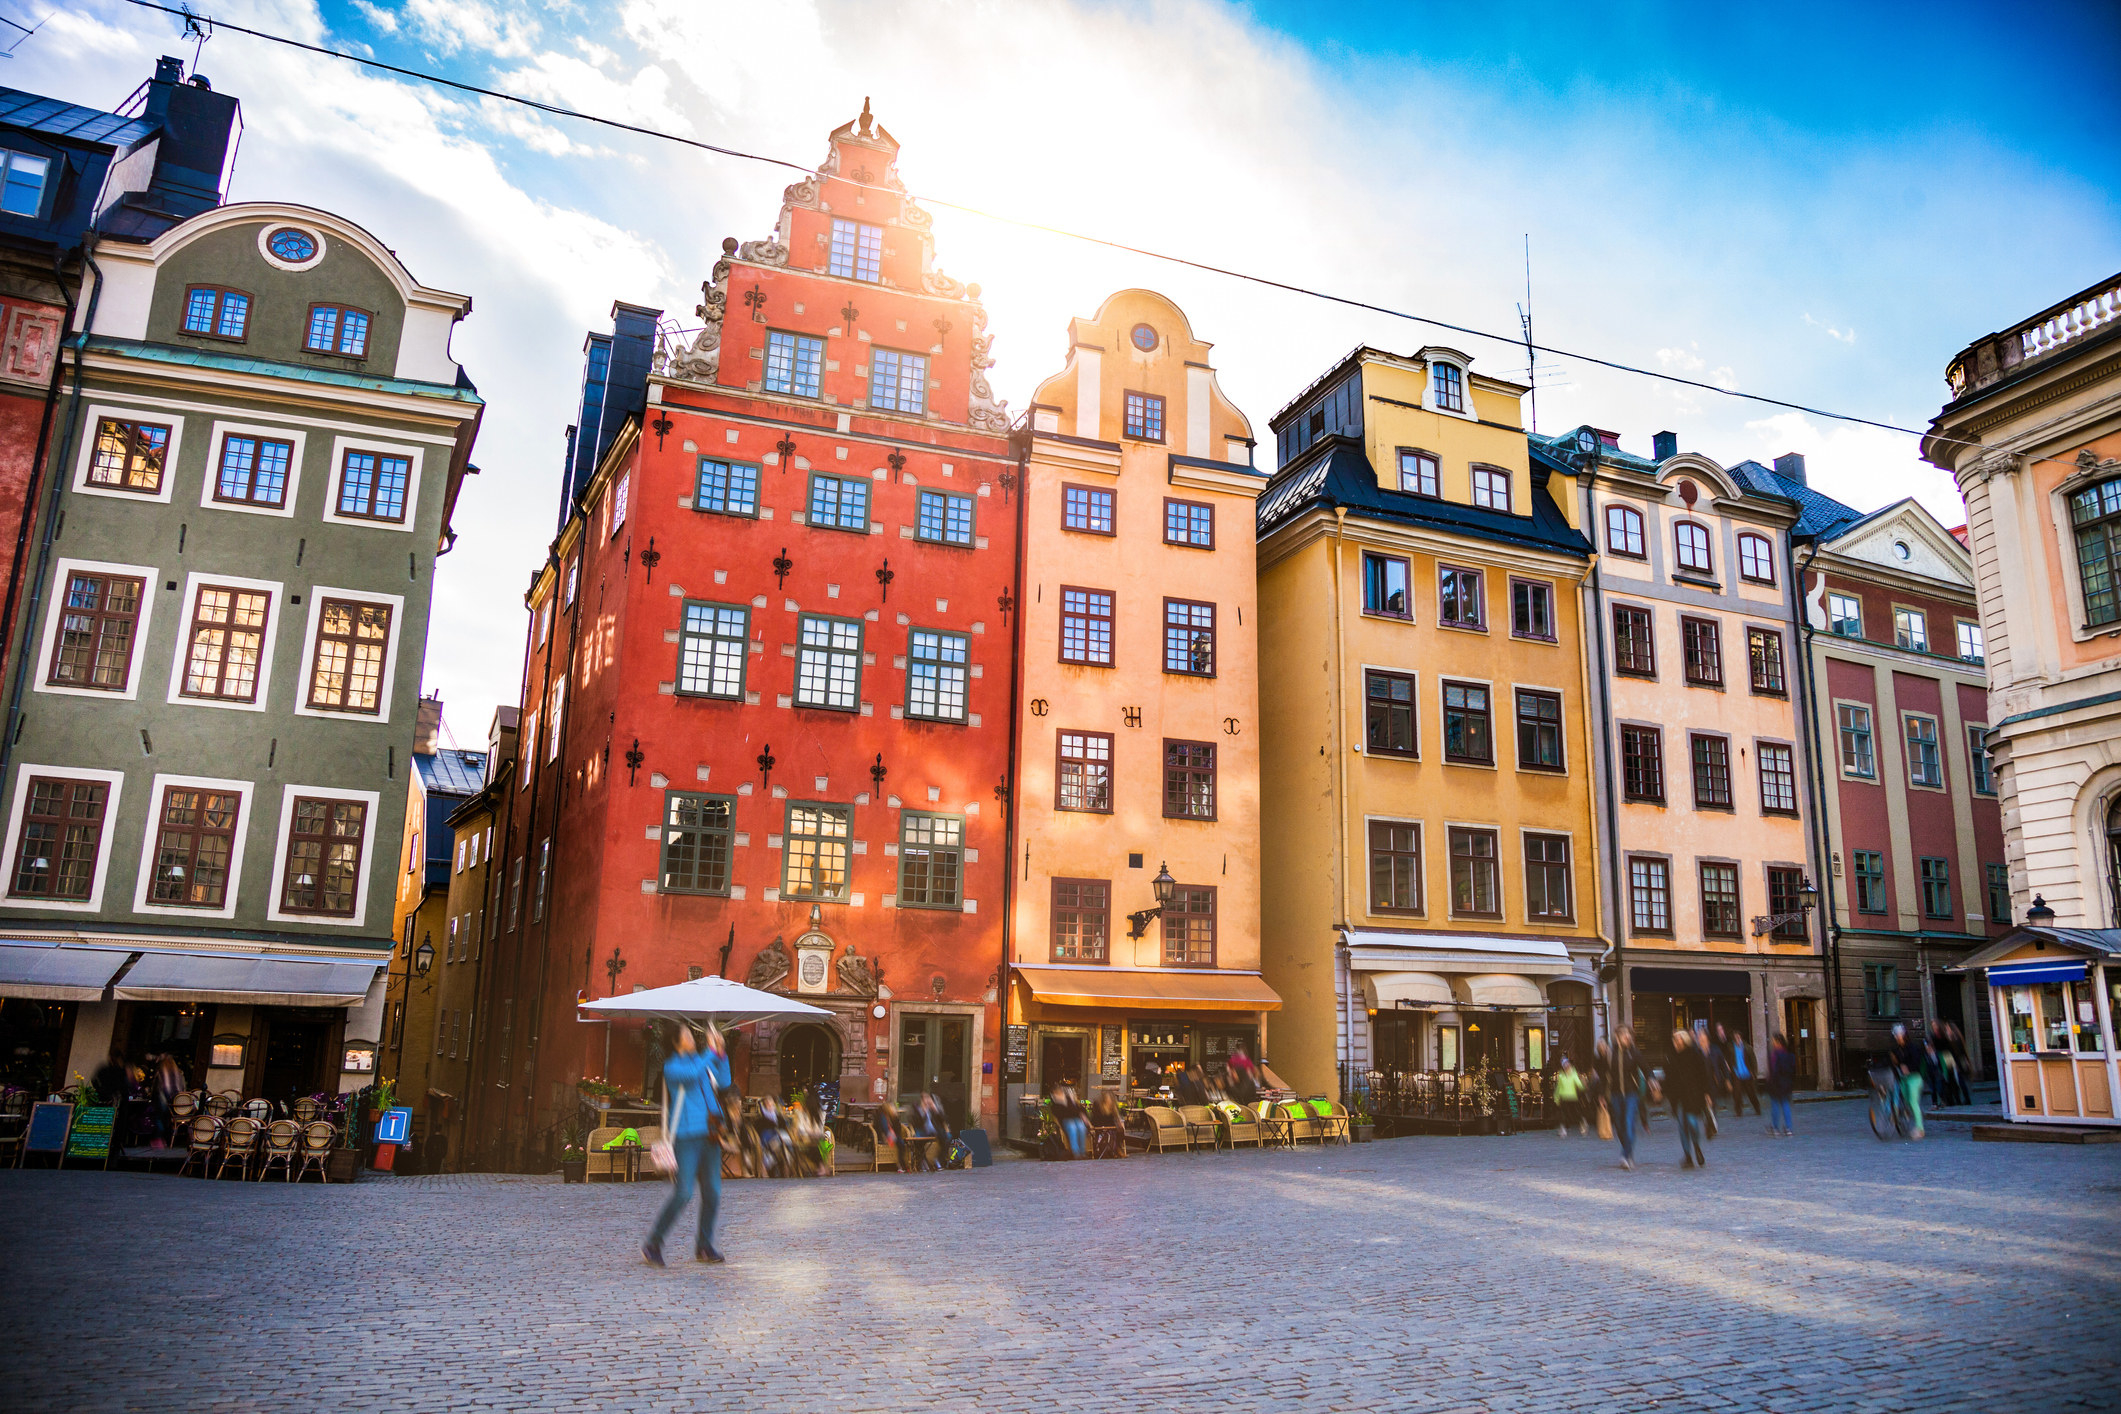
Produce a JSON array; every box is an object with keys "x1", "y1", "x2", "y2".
[
  {"x1": 746, "y1": 934, "x2": 791, "y2": 991},
  {"x1": 794, "y1": 928, "x2": 833, "y2": 994}
]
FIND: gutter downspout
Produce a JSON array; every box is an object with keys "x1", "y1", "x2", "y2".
[
  {"x1": 997, "y1": 430, "x2": 1030, "y2": 1138},
  {"x1": 1794, "y1": 542, "x2": 1847, "y2": 1086},
  {"x1": 520, "y1": 550, "x2": 583, "y2": 1167},
  {"x1": 1580, "y1": 467, "x2": 1626, "y2": 1039},
  {"x1": 1329, "y1": 506, "x2": 1353, "y2": 1088},
  {"x1": 0, "y1": 251, "x2": 82, "y2": 687}
]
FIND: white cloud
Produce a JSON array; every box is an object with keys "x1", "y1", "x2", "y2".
[
  {"x1": 401, "y1": 0, "x2": 541, "y2": 58},
  {"x1": 351, "y1": 1, "x2": 399, "y2": 36},
  {"x1": 1804, "y1": 313, "x2": 1858, "y2": 344}
]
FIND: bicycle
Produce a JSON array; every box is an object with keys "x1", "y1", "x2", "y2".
[{"x1": 1868, "y1": 1065, "x2": 1914, "y2": 1141}]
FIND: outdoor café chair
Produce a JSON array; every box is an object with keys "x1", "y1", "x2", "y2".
[
  {"x1": 1212, "y1": 1100, "x2": 1261, "y2": 1149},
  {"x1": 1177, "y1": 1104, "x2": 1226, "y2": 1153},
  {"x1": 168, "y1": 1091, "x2": 199, "y2": 1123},
  {"x1": 1310, "y1": 1100, "x2": 1353, "y2": 1146},
  {"x1": 1255, "y1": 1100, "x2": 1295, "y2": 1150},
  {"x1": 240, "y1": 1098, "x2": 273, "y2": 1123},
  {"x1": 296, "y1": 1122, "x2": 337, "y2": 1182},
  {"x1": 291, "y1": 1097, "x2": 322, "y2": 1124},
  {"x1": 203, "y1": 1092, "x2": 236, "y2": 1119},
  {"x1": 829, "y1": 1117, "x2": 879, "y2": 1173},
  {"x1": 1135, "y1": 1104, "x2": 1193, "y2": 1154},
  {"x1": 1279, "y1": 1100, "x2": 1328, "y2": 1148},
  {"x1": 215, "y1": 1117, "x2": 261, "y2": 1180},
  {"x1": 1090, "y1": 1114, "x2": 1127, "y2": 1159},
  {"x1": 177, "y1": 1114, "x2": 222, "y2": 1178},
  {"x1": 257, "y1": 1120, "x2": 300, "y2": 1181}
]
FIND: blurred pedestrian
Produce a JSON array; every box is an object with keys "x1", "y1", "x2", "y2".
[
  {"x1": 1668, "y1": 1030, "x2": 1711, "y2": 1169},
  {"x1": 1765, "y1": 1032, "x2": 1797, "y2": 1137},
  {"x1": 1937, "y1": 1025, "x2": 1967, "y2": 1107},
  {"x1": 912, "y1": 1092, "x2": 950, "y2": 1170},
  {"x1": 1049, "y1": 1079, "x2": 1087, "y2": 1159},
  {"x1": 1730, "y1": 1032, "x2": 1762, "y2": 1117},
  {"x1": 1552, "y1": 1058, "x2": 1586, "y2": 1136},
  {"x1": 874, "y1": 1101, "x2": 909, "y2": 1173},
  {"x1": 1890, "y1": 1024, "x2": 1926, "y2": 1139},
  {"x1": 644, "y1": 1023, "x2": 732, "y2": 1267},
  {"x1": 1175, "y1": 1064, "x2": 1208, "y2": 1108},
  {"x1": 1227, "y1": 1054, "x2": 1260, "y2": 1105},
  {"x1": 1612, "y1": 1029, "x2": 1644, "y2": 1171}
]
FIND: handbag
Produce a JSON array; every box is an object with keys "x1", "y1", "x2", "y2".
[
  {"x1": 1596, "y1": 1099, "x2": 1613, "y2": 1141},
  {"x1": 651, "y1": 1086, "x2": 679, "y2": 1175}
]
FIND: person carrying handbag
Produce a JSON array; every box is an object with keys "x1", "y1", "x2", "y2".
[{"x1": 643, "y1": 1023, "x2": 734, "y2": 1267}]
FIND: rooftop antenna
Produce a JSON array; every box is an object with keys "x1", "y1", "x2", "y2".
[
  {"x1": 179, "y1": 4, "x2": 212, "y2": 73},
  {"x1": 0, "y1": 10, "x2": 51, "y2": 60},
  {"x1": 1517, "y1": 234, "x2": 1537, "y2": 435}
]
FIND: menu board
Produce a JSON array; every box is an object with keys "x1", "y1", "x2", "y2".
[
  {"x1": 1002, "y1": 1025, "x2": 1029, "y2": 1084},
  {"x1": 1101, "y1": 1025, "x2": 1125, "y2": 1082},
  {"x1": 66, "y1": 1105, "x2": 115, "y2": 1163},
  {"x1": 23, "y1": 1101, "x2": 70, "y2": 1155}
]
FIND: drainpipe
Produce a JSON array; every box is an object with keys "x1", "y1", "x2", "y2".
[
  {"x1": 1794, "y1": 541, "x2": 1847, "y2": 1085},
  {"x1": 1328, "y1": 506, "x2": 1352, "y2": 1087},
  {"x1": 1579, "y1": 467, "x2": 1626, "y2": 1039},
  {"x1": 519, "y1": 549, "x2": 583, "y2": 1166},
  {"x1": 0, "y1": 250, "x2": 82, "y2": 690},
  {"x1": 996, "y1": 429, "x2": 1030, "y2": 1137}
]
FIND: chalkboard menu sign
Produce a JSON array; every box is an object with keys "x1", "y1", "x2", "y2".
[
  {"x1": 1101, "y1": 1025, "x2": 1125, "y2": 1081},
  {"x1": 66, "y1": 1105, "x2": 115, "y2": 1164},
  {"x1": 23, "y1": 1101, "x2": 71, "y2": 1156},
  {"x1": 1002, "y1": 1025, "x2": 1028, "y2": 1084}
]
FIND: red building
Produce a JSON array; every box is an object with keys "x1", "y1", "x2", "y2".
[{"x1": 467, "y1": 106, "x2": 1019, "y2": 1169}]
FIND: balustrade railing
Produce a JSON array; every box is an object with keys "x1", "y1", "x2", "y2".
[{"x1": 1947, "y1": 274, "x2": 2121, "y2": 399}]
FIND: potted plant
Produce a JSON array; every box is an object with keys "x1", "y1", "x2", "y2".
[
  {"x1": 1350, "y1": 1095, "x2": 1376, "y2": 1144},
  {"x1": 558, "y1": 1118, "x2": 588, "y2": 1184},
  {"x1": 576, "y1": 1077, "x2": 624, "y2": 1111},
  {"x1": 366, "y1": 1077, "x2": 397, "y2": 1123}
]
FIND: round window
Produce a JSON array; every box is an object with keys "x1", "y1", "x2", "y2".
[
  {"x1": 1893, "y1": 540, "x2": 1912, "y2": 561},
  {"x1": 268, "y1": 227, "x2": 318, "y2": 263},
  {"x1": 1130, "y1": 323, "x2": 1158, "y2": 352}
]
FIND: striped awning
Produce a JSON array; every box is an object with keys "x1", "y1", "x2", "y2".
[
  {"x1": 1985, "y1": 960, "x2": 2088, "y2": 986},
  {"x1": 114, "y1": 953, "x2": 380, "y2": 1007}
]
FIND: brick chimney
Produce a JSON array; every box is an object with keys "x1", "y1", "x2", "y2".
[
  {"x1": 1652, "y1": 431, "x2": 1677, "y2": 461},
  {"x1": 1773, "y1": 452, "x2": 1808, "y2": 487},
  {"x1": 413, "y1": 692, "x2": 443, "y2": 756}
]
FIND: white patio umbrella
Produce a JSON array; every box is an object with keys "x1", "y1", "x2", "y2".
[{"x1": 578, "y1": 974, "x2": 833, "y2": 1027}]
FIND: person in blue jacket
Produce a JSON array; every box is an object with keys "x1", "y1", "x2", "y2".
[{"x1": 643, "y1": 1023, "x2": 732, "y2": 1266}]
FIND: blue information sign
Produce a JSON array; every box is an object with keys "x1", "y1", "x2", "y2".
[{"x1": 374, "y1": 1107, "x2": 413, "y2": 1144}]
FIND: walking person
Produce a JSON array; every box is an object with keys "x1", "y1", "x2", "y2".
[
  {"x1": 1612, "y1": 1029, "x2": 1645, "y2": 1171},
  {"x1": 1765, "y1": 1032, "x2": 1797, "y2": 1137},
  {"x1": 1730, "y1": 1033, "x2": 1762, "y2": 1118},
  {"x1": 1890, "y1": 1023, "x2": 1927, "y2": 1140},
  {"x1": 1668, "y1": 1030, "x2": 1711, "y2": 1169},
  {"x1": 643, "y1": 1023, "x2": 732, "y2": 1267},
  {"x1": 1049, "y1": 1079, "x2": 1088, "y2": 1160},
  {"x1": 1552, "y1": 1058, "x2": 1586, "y2": 1136}
]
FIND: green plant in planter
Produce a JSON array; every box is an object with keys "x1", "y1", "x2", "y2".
[{"x1": 369, "y1": 1077, "x2": 397, "y2": 1113}]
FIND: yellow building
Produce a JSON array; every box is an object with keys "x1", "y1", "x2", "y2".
[
  {"x1": 1256, "y1": 345, "x2": 1605, "y2": 1104},
  {"x1": 1005, "y1": 290, "x2": 1277, "y2": 1134}
]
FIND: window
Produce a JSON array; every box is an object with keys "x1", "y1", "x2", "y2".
[
  {"x1": 0, "y1": 149, "x2": 49, "y2": 216},
  {"x1": 1442, "y1": 681, "x2": 1493, "y2": 764},
  {"x1": 267, "y1": 227, "x2": 317, "y2": 263},
  {"x1": 1986, "y1": 862, "x2": 2010, "y2": 924},
  {"x1": 1920, "y1": 857, "x2": 1953, "y2": 919},
  {"x1": 1863, "y1": 963, "x2": 1900, "y2": 1019},
  {"x1": 1968, "y1": 726, "x2": 1995, "y2": 795},
  {"x1": 1674, "y1": 521, "x2": 1713, "y2": 575},
  {"x1": 1828, "y1": 592, "x2": 1864, "y2": 638},
  {"x1": 782, "y1": 803, "x2": 851, "y2": 901},
  {"x1": 1606, "y1": 504, "x2": 1646, "y2": 557},
  {"x1": 1767, "y1": 868, "x2": 1808, "y2": 939},
  {"x1": 1758, "y1": 743, "x2": 1798, "y2": 815},
  {"x1": 1163, "y1": 599, "x2": 1215, "y2": 676},
  {"x1": 1613, "y1": 605, "x2": 1656, "y2": 676},
  {"x1": 1431, "y1": 361, "x2": 1465, "y2": 412},
  {"x1": 1398, "y1": 450, "x2": 1439, "y2": 496},
  {"x1": 1060, "y1": 588, "x2": 1114, "y2": 665},
  {"x1": 1524, "y1": 834, "x2": 1571, "y2": 920},
  {"x1": 906, "y1": 629, "x2": 969, "y2": 722},
  {"x1": 1364, "y1": 670, "x2": 1417, "y2": 757},
  {"x1": 1630, "y1": 856, "x2": 1671, "y2": 933},
  {"x1": 807, "y1": 474, "x2": 869, "y2": 532},
  {"x1": 336, "y1": 450, "x2": 411, "y2": 523},
  {"x1": 1369, "y1": 820, "x2": 1422, "y2": 913},
  {"x1": 915, "y1": 489, "x2": 974, "y2": 547},
  {"x1": 1470, "y1": 466, "x2": 1511, "y2": 512},
  {"x1": 304, "y1": 304, "x2": 371, "y2": 358},
  {"x1": 1164, "y1": 499, "x2": 1213, "y2": 548},
  {"x1": 1905, "y1": 716, "x2": 1942, "y2": 788},
  {"x1": 1163, "y1": 886, "x2": 1216, "y2": 965},
  {"x1": 564, "y1": 559, "x2": 579, "y2": 606},
  {"x1": 1838, "y1": 704, "x2": 1876, "y2": 778},
  {"x1": 1700, "y1": 862, "x2": 1741, "y2": 937},
  {"x1": 1691, "y1": 733, "x2": 1732, "y2": 809},
  {"x1": 49, "y1": 572, "x2": 144, "y2": 691},
  {"x1": 828, "y1": 219, "x2": 883, "y2": 282},
  {"x1": 308, "y1": 599, "x2": 392, "y2": 713},
  {"x1": 1681, "y1": 616, "x2": 1723, "y2": 686},
  {"x1": 677, "y1": 601, "x2": 747, "y2": 699},
  {"x1": 1515, "y1": 689, "x2": 1563, "y2": 771},
  {"x1": 1956, "y1": 620, "x2": 1985, "y2": 664},
  {"x1": 1438, "y1": 567, "x2": 1484, "y2": 629},
  {"x1": 1621, "y1": 725, "x2": 1664, "y2": 802},
  {"x1": 280, "y1": 797, "x2": 367, "y2": 916},
  {"x1": 794, "y1": 615, "x2": 861, "y2": 710},
  {"x1": 869, "y1": 349, "x2": 927, "y2": 415},
  {"x1": 88, "y1": 418, "x2": 171, "y2": 494},
  {"x1": 696, "y1": 459, "x2": 759, "y2": 517},
  {"x1": 1737, "y1": 532, "x2": 1775, "y2": 584},
  {"x1": 533, "y1": 837, "x2": 550, "y2": 921},
  {"x1": 1747, "y1": 628, "x2": 1786, "y2": 695},
  {"x1": 763, "y1": 330, "x2": 824, "y2": 398},
  {"x1": 148, "y1": 786, "x2": 239, "y2": 907},
  {"x1": 1051, "y1": 879, "x2": 1110, "y2": 962},
  {"x1": 1511, "y1": 580, "x2": 1554, "y2": 640},
  {"x1": 10, "y1": 778, "x2": 108, "y2": 900},
  {"x1": 898, "y1": 814, "x2": 963, "y2": 909},
  {"x1": 182, "y1": 286, "x2": 249, "y2": 340},
  {"x1": 1362, "y1": 553, "x2": 1410, "y2": 618},
  {"x1": 1852, "y1": 850, "x2": 1887, "y2": 913},
  {"x1": 1448, "y1": 828, "x2": 1500, "y2": 916},
  {"x1": 215, "y1": 434, "x2": 292, "y2": 508},
  {"x1": 1062, "y1": 485, "x2": 1114, "y2": 535},
  {"x1": 2073, "y1": 476, "x2": 2121, "y2": 626},
  {"x1": 1123, "y1": 391, "x2": 1165, "y2": 442},
  {"x1": 507, "y1": 855, "x2": 523, "y2": 929},
  {"x1": 1056, "y1": 731, "x2": 1113, "y2": 813},
  {"x1": 181, "y1": 585, "x2": 270, "y2": 702},
  {"x1": 1894, "y1": 607, "x2": 1929, "y2": 652},
  {"x1": 1162, "y1": 740, "x2": 1215, "y2": 821}
]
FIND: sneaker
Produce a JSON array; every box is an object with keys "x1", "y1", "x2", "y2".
[
  {"x1": 642, "y1": 1241, "x2": 665, "y2": 1268},
  {"x1": 1682, "y1": 1158, "x2": 1695, "y2": 1169},
  {"x1": 1622, "y1": 1157, "x2": 1636, "y2": 1171},
  {"x1": 696, "y1": 1245, "x2": 725, "y2": 1264}
]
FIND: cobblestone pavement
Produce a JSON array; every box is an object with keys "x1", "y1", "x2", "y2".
[{"x1": 4, "y1": 1099, "x2": 2117, "y2": 1412}]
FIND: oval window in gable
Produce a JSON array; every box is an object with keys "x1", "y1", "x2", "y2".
[{"x1": 268, "y1": 227, "x2": 318, "y2": 264}]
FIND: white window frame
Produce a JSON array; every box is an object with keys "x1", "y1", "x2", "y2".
[
  {"x1": 130, "y1": 772, "x2": 255, "y2": 920},
  {"x1": 163, "y1": 570, "x2": 285, "y2": 713},
  {"x1": 1424, "y1": 357, "x2": 1475, "y2": 420},
  {"x1": 321, "y1": 434, "x2": 425, "y2": 533},
  {"x1": 291, "y1": 585, "x2": 407, "y2": 723},
  {"x1": 256, "y1": 222, "x2": 327, "y2": 272},
  {"x1": 73, "y1": 403, "x2": 185, "y2": 505},
  {"x1": 33, "y1": 555, "x2": 160, "y2": 703},
  {"x1": 1827, "y1": 592, "x2": 1864, "y2": 637},
  {"x1": 0, "y1": 763, "x2": 125, "y2": 913},
  {"x1": 199, "y1": 419, "x2": 306, "y2": 519},
  {"x1": 547, "y1": 676, "x2": 566, "y2": 761},
  {"x1": 1834, "y1": 699, "x2": 1877, "y2": 781},
  {"x1": 1956, "y1": 619, "x2": 1985, "y2": 663},
  {"x1": 1893, "y1": 606, "x2": 1929, "y2": 653},
  {"x1": 263, "y1": 782, "x2": 383, "y2": 928}
]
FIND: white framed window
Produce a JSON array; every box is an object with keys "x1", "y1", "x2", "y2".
[
  {"x1": 265, "y1": 783, "x2": 383, "y2": 927},
  {"x1": 1398, "y1": 449, "x2": 1439, "y2": 496},
  {"x1": 547, "y1": 677, "x2": 565, "y2": 760},
  {"x1": 200, "y1": 420, "x2": 306, "y2": 518},
  {"x1": 828, "y1": 219, "x2": 883, "y2": 282},
  {"x1": 519, "y1": 711, "x2": 538, "y2": 788},
  {"x1": 164, "y1": 571, "x2": 285, "y2": 713},
  {"x1": 1893, "y1": 607, "x2": 1929, "y2": 652},
  {"x1": 795, "y1": 615, "x2": 862, "y2": 710},
  {"x1": 1427, "y1": 359, "x2": 1471, "y2": 417},
  {"x1": 131, "y1": 773, "x2": 254, "y2": 920},
  {"x1": 292, "y1": 586, "x2": 407, "y2": 723},
  {"x1": 611, "y1": 471, "x2": 630, "y2": 535},
  {"x1": 73, "y1": 404, "x2": 185, "y2": 504},
  {"x1": 1837, "y1": 702, "x2": 1876, "y2": 778},
  {"x1": 0, "y1": 764, "x2": 125, "y2": 913},
  {"x1": 33, "y1": 556, "x2": 160, "y2": 703},
  {"x1": 0, "y1": 149, "x2": 51, "y2": 217},
  {"x1": 1956, "y1": 620, "x2": 1985, "y2": 663},
  {"x1": 1471, "y1": 466, "x2": 1512, "y2": 512},
  {"x1": 322, "y1": 435, "x2": 425, "y2": 533},
  {"x1": 1828, "y1": 592, "x2": 1863, "y2": 637}
]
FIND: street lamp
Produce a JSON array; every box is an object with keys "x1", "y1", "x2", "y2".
[
  {"x1": 1751, "y1": 876, "x2": 1821, "y2": 938},
  {"x1": 1126, "y1": 863, "x2": 1177, "y2": 939},
  {"x1": 414, "y1": 937, "x2": 435, "y2": 976}
]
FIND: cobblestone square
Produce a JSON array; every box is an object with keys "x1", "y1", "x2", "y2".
[{"x1": 2, "y1": 1101, "x2": 2115, "y2": 1412}]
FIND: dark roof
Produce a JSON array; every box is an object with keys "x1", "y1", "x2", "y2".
[
  {"x1": 416, "y1": 748, "x2": 488, "y2": 797},
  {"x1": 1258, "y1": 434, "x2": 1590, "y2": 557},
  {"x1": 87, "y1": 337, "x2": 481, "y2": 401},
  {"x1": 1725, "y1": 459, "x2": 1862, "y2": 539},
  {"x1": 0, "y1": 89, "x2": 158, "y2": 149}
]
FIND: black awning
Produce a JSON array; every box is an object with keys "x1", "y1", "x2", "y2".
[{"x1": 1631, "y1": 966, "x2": 1750, "y2": 997}]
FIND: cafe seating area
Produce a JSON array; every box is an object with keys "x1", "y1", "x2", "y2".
[
  {"x1": 1015, "y1": 1094, "x2": 1356, "y2": 1157},
  {"x1": 1362, "y1": 1070, "x2": 1551, "y2": 1134}
]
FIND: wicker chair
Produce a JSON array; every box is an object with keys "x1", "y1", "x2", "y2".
[
  {"x1": 1212, "y1": 1100, "x2": 1262, "y2": 1149},
  {"x1": 296, "y1": 1122, "x2": 337, "y2": 1182},
  {"x1": 240, "y1": 1098, "x2": 273, "y2": 1123},
  {"x1": 257, "y1": 1120, "x2": 301, "y2": 1181},
  {"x1": 1177, "y1": 1104, "x2": 1226, "y2": 1153},
  {"x1": 291, "y1": 1097, "x2": 322, "y2": 1124},
  {"x1": 169, "y1": 1091, "x2": 200, "y2": 1123},
  {"x1": 202, "y1": 1093, "x2": 234, "y2": 1119},
  {"x1": 1132, "y1": 1104, "x2": 1194, "y2": 1154},
  {"x1": 1278, "y1": 1100, "x2": 1326, "y2": 1148},
  {"x1": 830, "y1": 1117, "x2": 880, "y2": 1173},
  {"x1": 1310, "y1": 1099, "x2": 1353, "y2": 1146},
  {"x1": 216, "y1": 1117, "x2": 262, "y2": 1180},
  {"x1": 177, "y1": 1114, "x2": 221, "y2": 1178}
]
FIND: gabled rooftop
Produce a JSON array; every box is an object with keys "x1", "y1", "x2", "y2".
[{"x1": 1258, "y1": 433, "x2": 1589, "y2": 557}]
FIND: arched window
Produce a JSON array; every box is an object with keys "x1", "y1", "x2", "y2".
[
  {"x1": 1605, "y1": 504, "x2": 1645, "y2": 558},
  {"x1": 2107, "y1": 796, "x2": 2121, "y2": 927},
  {"x1": 1738, "y1": 532, "x2": 1776, "y2": 584},
  {"x1": 1674, "y1": 520, "x2": 1713, "y2": 575},
  {"x1": 2070, "y1": 476, "x2": 2121, "y2": 627}
]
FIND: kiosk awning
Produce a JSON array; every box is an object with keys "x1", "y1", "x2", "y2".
[
  {"x1": 1453, "y1": 973, "x2": 1548, "y2": 1008},
  {"x1": 1364, "y1": 971, "x2": 1455, "y2": 1009},
  {"x1": 1984, "y1": 959, "x2": 2088, "y2": 985},
  {"x1": 114, "y1": 953, "x2": 381, "y2": 1007},
  {"x1": 1018, "y1": 967, "x2": 1281, "y2": 1013},
  {"x1": 1344, "y1": 930, "x2": 1573, "y2": 976},
  {"x1": 0, "y1": 943, "x2": 129, "y2": 1001}
]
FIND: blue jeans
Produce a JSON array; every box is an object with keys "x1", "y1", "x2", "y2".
[
  {"x1": 1060, "y1": 1117, "x2": 1087, "y2": 1158},
  {"x1": 649, "y1": 1135, "x2": 721, "y2": 1252},
  {"x1": 1770, "y1": 1095, "x2": 1793, "y2": 1132},
  {"x1": 1678, "y1": 1109, "x2": 1706, "y2": 1164},
  {"x1": 1616, "y1": 1093, "x2": 1639, "y2": 1161}
]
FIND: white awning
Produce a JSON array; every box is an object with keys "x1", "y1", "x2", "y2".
[
  {"x1": 0, "y1": 943, "x2": 129, "y2": 1001},
  {"x1": 1452, "y1": 973, "x2": 1549, "y2": 1008},
  {"x1": 578, "y1": 975, "x2": 834, "y2": 1026},
  {"x1": 1363, "y1": 971, "x2": 1456, "y2": 1009},
  {"x1": 1345, "y1": 929, "x2": 1574, "y2": 977},
  {"x1": 114, "y1": 953, "x2": 381, "y2": 1008}
]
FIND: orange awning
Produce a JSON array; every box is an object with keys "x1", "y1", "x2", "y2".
[{"x1": 1017, "y1": 967, "x2": 1281, "y2": 1013}]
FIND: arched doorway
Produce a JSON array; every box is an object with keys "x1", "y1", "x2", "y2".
[
  {"x1": 1547, "y1": 980, "x2": 1594, "y2": 1070},
  {"x1": 776, "y1": 1023, "x2": 841, "y2": 1103}
]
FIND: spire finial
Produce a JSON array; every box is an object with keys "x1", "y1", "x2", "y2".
[{"x1": 858, "y1": 97, "x2": 873, "y2": 136}]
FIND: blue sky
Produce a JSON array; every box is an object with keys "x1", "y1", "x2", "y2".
[{"x1": 26, "y1": 0, "x2": 2119, "y2": 738}]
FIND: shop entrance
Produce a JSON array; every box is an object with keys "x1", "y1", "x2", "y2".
[
  {"x1": 897, "y1": 1013, "x2": 971, "y2": 1130},
  {"x1": 0, "y1": 998, "x2": 73, "y2": 1094},
  {"x1": 1040, "y1": 1034, "x2": 1085, "y2": 1091},
  {"x1": 1548, "y1": 981, "x2": 1595, "y2": 1070},
  {"x1": 122, "y1": 1003, "x2": 210, "y2": 1082},
  {"x1": 1129, "y1": 1022, "x2": 1190, "y2": 1093},
  {"x1": 258, "y1": 1013, "x2": 330, "y2": 1107},
  {"x1": 1784, "y1": 998, "x2": 1820, "y2": 1089},
  {"x1": 777, "y1": 1023, "x2": 841, "y2": 1102},
  {"x1": 1463, "y1": 1014, "x2": 1515, "y2": 1073}
]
